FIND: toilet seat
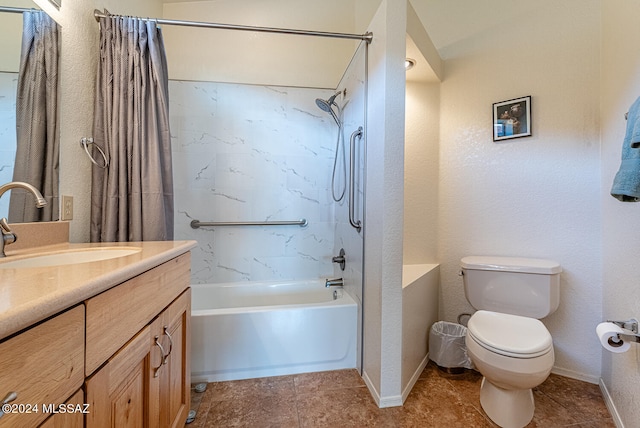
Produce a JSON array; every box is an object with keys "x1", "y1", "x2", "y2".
[{"x1": 468, "y1": 310, "x2": 552, "y2": 359}]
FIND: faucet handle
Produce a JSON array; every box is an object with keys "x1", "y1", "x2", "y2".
[
  {"x1": 0, "y1": 218, "x2": 11, "y2": 233},
  {"x1": 332, "y1": 248, "x2": 346, "y2": 271}
]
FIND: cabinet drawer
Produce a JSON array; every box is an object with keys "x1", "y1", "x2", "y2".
[
  {"x1": 39, "y1": 389, "x2": 84, "y2": 428},
  {"x1": 85, "y1": 253, "x2": 190, "y2": 375},
  {"x1": 0, "y1": 305, "x2": 84, "y2": 428}
]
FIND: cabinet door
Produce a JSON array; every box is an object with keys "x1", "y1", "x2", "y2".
[
  {"x1": 85, "y1": 325, "x2": 155, "y2": 428},
  {"x1": 151, "y1": 289, "x2": 191, "y2": 428}
]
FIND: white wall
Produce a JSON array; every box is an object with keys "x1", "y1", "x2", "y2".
[
  {"x1": 438, "y1": 1, "x2": 602, "y2": 381},
  {"x1": 601, "y1": 2, "x2": 640, "y2": 426},
  {"x1": 170, "y1": 81, "x2": 337, "y2": 283},
  {"x1": 404, "y1": 81, "x2": 439, "y2": 264},
  {"x1": 162, "y1": 0, "x2": 361, "y2": 89},
  {"x1": 362, "y1": 0, "x2": 406, "y2": 407},
  {"x1": 401, "y1": 264, "x2": 438, "y2": 399}
]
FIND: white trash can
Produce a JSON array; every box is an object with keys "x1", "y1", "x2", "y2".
[{"x1": 429, "y1": 321, "x2": 474, "y2": 373}]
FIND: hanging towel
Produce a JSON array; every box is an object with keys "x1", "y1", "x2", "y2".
[{"x1": 611, "y1": 96, "x2": 640, "y2": 201}]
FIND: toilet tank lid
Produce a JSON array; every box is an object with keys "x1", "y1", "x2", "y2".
[{"x1": 461, "y1": 256, "x2": 562, "y2": 275}]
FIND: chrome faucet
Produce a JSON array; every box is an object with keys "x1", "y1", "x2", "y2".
[
  {"x1": 325, "y1": 278, "x2": 343, "y2": 288},
  {"x1": 0, "y1": 182, "x2": 47, "y2": 257}
]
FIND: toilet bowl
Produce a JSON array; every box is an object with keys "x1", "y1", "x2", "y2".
[
  {"x1": 460, "y1": 256, "x2": 561, "y2": 427},
  {"x1": 466, "y1": 310, "x2": 554, "y2": 428}
]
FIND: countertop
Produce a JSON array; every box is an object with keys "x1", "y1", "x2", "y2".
[{"x1": 0, "y1": 240, "x2": 197, "y2": 340}]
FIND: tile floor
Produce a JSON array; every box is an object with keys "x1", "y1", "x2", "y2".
[{"x1": 186, "y1": 362, "x2": 615, "y2": 427}]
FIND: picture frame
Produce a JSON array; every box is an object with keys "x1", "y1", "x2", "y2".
[{"x1": 492, "y1": 96, "x2": 532, "y2": 141}]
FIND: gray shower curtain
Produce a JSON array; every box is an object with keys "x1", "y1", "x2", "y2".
[
  {"x1": 9, "y1": 10, "x2": 59, "y2": 223},
  {"x1": 90, "y1": 17, "x2": 174, "y2": 242}
]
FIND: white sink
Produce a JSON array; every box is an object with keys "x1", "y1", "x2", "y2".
[{"x1": 0, "y1": 247, "x2": 141, "y2": 269}]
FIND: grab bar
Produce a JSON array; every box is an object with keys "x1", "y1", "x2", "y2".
[
  {"x1": 191, "y1": 219, "x2": 308, "y2": 229},
  {"x1": 349, "y1": 127, "x2": 363, "y2": 232}
]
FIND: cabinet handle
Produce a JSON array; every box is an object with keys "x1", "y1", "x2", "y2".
[
  {"x1": 0, "y1": 391, "x2": 17, "y2": 418},
  {"x1": 153, "y1": 335, "x2": 167, "y2": 378},
  {"x1": 162, "y1": 326, "x2": 173, "y2": 365}
]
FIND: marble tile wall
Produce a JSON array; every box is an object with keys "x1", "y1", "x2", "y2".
[
  {"x1": 0, "y1": 72, "x2": 17, "y2": 219},
  {"x1": 170, "y1": 81, "x2": 340, "y2": 284}
]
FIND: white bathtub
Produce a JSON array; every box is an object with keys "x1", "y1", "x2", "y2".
[{"x1": 191, "y1": 279, "x2": 358, "y2": 382}]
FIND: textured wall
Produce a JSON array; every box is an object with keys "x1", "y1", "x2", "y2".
[
  {"x1": 170, "y1": 81, "x2": 337, "y2": 283},
  {"x1": 438, "y1": 2, "x2": 602, "y2": 381},
  {"x1": 601, "y1": 2, "x2": 640, "y2": 426},
  {"x1": 404, "y1": 81, "x2": 439, "y2": 264},
  {"x1": 362, "y1": 0, "x2": 406, "y2": 406}
]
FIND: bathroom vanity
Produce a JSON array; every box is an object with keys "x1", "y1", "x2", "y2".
[{"x1": 0, "y1": 224, "x2": 196, "y2": 427}]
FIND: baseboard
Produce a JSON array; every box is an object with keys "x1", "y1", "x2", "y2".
[
  {"x1": 361, "y1": 370, "x2": 404, "y2": 408},
  {"x1": 599, "y1": 378, "x2": 625, "y2": 428},
  {"x1": 551, "y1": 366, "x2": 599, "y2": 384},
  {"x1": 362, "y1": 370, "x2": 381, "y2": 407},
  {"x1": 401, "y1": 354, "x2": 429, "y2": 403}
]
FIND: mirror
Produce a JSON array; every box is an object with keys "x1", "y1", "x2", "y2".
[{"x1": 0, "y1": 0, "x2": 59, "y2": 220}]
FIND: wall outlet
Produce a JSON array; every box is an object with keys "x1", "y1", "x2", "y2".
[{"x1": 61, "y1": 195, "x2": 73, "y2": 221}]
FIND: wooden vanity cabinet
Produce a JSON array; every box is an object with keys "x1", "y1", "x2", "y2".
[
  {"x1": 39, "y1": 389, "x2": 85, "y2": 428},
  {"x1": 0, "y1": 249, "x2": 191, "y2": 428},
  {"x1": 85, "y1": 254, "x2": 191, "y2": 428},
  {"x1": 0, "y1": 305, "x2": 84, "y2": 428}
]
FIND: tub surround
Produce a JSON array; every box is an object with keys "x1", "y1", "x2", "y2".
[{"x1": 0, "y1": 236, "x2": 196, "y2": 339}]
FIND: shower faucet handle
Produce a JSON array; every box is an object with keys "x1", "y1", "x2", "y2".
[{"x1": 332, "y1": 248, "x2": 346, "y2": 271}]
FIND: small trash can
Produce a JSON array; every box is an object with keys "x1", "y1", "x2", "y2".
[{"x1": 429, "y1": 321, "x2": 474, "y2": 373}]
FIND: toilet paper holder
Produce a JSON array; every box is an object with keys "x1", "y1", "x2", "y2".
[{"x1": 608, "y1": 318, "x2": 640, "y2": 344}]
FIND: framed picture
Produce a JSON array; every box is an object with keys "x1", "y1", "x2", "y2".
[{"x1": 492, "y1": 96, "x2": 532, "y2": 141}]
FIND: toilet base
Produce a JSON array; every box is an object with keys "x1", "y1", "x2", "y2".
[{"x1": 479, "y1": 377, "x2": 534, "y2": 428}]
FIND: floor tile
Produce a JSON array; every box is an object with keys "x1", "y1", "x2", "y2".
[
  {"x1": 207, "y1": 375, "x2": 296, "y2": 401},
  {"x1": 186, "y1": 362, "x2": 616, "y2": 428},
  {"x1": 293, "y1": 369, "x2": 366, "y2": 394},
  {"x1": 205, "y1": 395, "x2": 299, "y2": 428}
]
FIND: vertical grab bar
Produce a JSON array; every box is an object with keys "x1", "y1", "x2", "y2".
[{"x1": 349, "y1": 127, "x2": 363, "y2": 232}]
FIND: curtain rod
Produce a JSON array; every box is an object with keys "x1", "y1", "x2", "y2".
[
  {"x1": 0, "y1": 6, "x2": 37, "y2": 14},
  {"x1": 93, "y1": 9, "x2": 372, "y2": 44}
]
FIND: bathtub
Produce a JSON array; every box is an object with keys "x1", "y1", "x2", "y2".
[{"x1": 191, "y1": 279, "x2": 358, "y2": 382}]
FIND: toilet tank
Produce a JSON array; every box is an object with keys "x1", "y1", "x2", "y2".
[{"x1": 461, "y1": 256, "x2": 562, "y2": 319}]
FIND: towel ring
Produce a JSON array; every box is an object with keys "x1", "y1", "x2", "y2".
[{"x1": 80, "y1": 137, "x2": 108, "y2": 169}]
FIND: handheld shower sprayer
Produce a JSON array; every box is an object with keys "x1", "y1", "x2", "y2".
[
  {"x1": 314, "y1": 89, "x2": 347, "y2": 202},
  {"x1": 315, "y1": 91, "x2": 343, "y2": 126}
]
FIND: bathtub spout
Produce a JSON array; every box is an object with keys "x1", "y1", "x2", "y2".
[{"x1": 325, "y1": 278, "x2": 343, "y2": 287}]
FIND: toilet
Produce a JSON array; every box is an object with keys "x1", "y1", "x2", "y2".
[{"x1": 460, "y1": 256, "x2": 562, "y2": 428}]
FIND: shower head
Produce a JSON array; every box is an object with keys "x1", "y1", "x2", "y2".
[{"x1": 315, "y1": 91, "x2": 342, "y2": 125}]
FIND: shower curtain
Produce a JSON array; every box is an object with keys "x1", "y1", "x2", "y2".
[
  {"x1": 91, "y1": 17, "x2": 174, "y2": 242},
  {"x1": 9, "y1": 10, "x2": 59, "y2": 223}
]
